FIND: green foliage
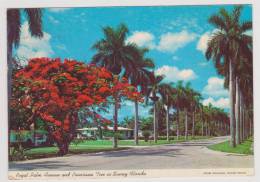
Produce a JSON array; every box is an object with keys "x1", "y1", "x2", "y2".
[
  {"x1": 140, "y1": 117, "x2": 153, "y2": 131},
  {"x1": 142, "y1": 130, "x2": 151, "y2": 142}
]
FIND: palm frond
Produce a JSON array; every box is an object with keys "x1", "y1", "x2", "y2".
[
  {"x1": 232, "y1": 5, "x2": 243, "y2": 24},
  {"x1": 117, "y1": 23, "x2": 129, "y2": 44},
  {"x1": 219, "y1": 8, "x2": 231, "y2": 27},
  {"x1": 24, "y1": 8, "x2": 43, "y2": 37},
  {"x1": 208, "y1": 14, "x2": 226, "y2": 30},
  {"x1": 241, "y1": 21, "x2": 252, "y2": 33}
]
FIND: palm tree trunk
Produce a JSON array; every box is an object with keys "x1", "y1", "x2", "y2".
[
  {"x1": 243, "y1": 105, "x2": 246, "y2": 140},
  {"x1": 208, "y1": 122, "x2": 211, "y2": 136},
  {"x1": 192, "y1": 111, "x2": 195, "y2": 138},
  {"x1": 249, "y1": 118, "x2": 252, "y2": 137},
  {"x1": 8, "y1": 43, "x2": 12, "y2": 158},
  {"x1": 113, "y1": 98, "x2": 118, "y2": 148},
  {"x1": 219, "y1": 122, "x2": 222, "y2": 136},
  {"x1": 134, "y1": 100, "x2": 139, "y2": 145},
  {"x1": 245, "y1": 110, "x2": 248, "y2": 138},
  {"x1": 205, "y1": 121, "x2": 208, "y2": 136},
  {"x1": 229, "y1": 61, "x2": 236, "y2": 147},
  {"x1": 239, "y1": 92, "x2": 243, "y2": 142},
  {"x1": 185, "y1": 109, "x2": 188, "y2": 140},
  {"x1": 201, "y1": 120, "x2": 204, "y2": 136},
  {"x1": 235, "y1": 77, "x2": 241, "y2": 145},
  {"x1": 153, "y1": 102, "x2": 157, "y2": 143},
  {"x1": 166, "y1": 105, "x2": 170, "y2": 142},
  {"x1": 176, "y1": 109, "x2": 180, "y2": 140},
  {"x1": 201, "y1": 110, "x2": 204, "y2": 136}
]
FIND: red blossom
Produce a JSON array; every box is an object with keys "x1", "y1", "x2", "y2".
[{"x1": 12, "y1": 57, "x2": 143, "y2": 148}]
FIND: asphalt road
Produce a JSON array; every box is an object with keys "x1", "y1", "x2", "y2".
[{"x1": 9, "y1": 136, "x2": 253, "y2": 170}]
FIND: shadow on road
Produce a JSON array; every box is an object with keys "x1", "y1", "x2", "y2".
[
  {"x1": 168, "y1": 142, "x2": 213, "y2": 146},
  {"x1": 9, "y1": 161, "x2": 76, "y2": 171},
  {"x1": 85, "y1": 147, "x2": 184, "y2": 158}
]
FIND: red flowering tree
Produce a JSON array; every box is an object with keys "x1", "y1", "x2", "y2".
[
  {"x1": 12, "y1": 57, "x2": 143, "y2": 154},
  {"x1": 12, "y1": 58, "x2": 115, "y2": 155}
]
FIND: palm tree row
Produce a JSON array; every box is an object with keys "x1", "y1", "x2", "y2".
[
  {"x1": 150, "y1": 81, "x2": 230, "y2": 141},
  {"x1": 206, "y1": 6, "x2": 253, "y2": 147},
  {"x1": 91, "y1": 23, "x2": 232, "y2": 147}
]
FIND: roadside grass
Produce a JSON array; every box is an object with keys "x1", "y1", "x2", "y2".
[
  {"x1": 207, "y1": 138, "x2": 253, "y2": 155},
  {"x1": 21, "y1": 145, "x2": 128, "y2": 160},
  {"x1": 10, "y1": 135, "x2": 212, "y2": 161},
  {"x1": 76, "y1": 136, "x2": 212, "y2": 146}
]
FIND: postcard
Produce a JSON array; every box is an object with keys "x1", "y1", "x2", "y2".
[{"x1": 0, "y1": 0, "x2": 257, "y2": 181}]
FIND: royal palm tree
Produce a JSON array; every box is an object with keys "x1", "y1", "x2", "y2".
[
  {"x1": 145, "y1": 73, "x2": 164, "y2": 143},
  {"x1": 188, "y1": 90, "x2": 201, "y2": 138},
  {"x1": 171, "y1": 81, "x2": 186, "y2": 140},
  {"x1": 205, "y1": 6, "x2": 252, "y2": 147},
  {"x1": 91, "y1": 24, "x2": 140, "y2": 75},
  {"x1": 127, "y1": 48, "x2": 155, "y2": 145},
  {"x1": 7, "y1": 8, "x2": 43, "y2": 156},
  {"x1": 198, "y1": 103, "x2": 205, "y2": 136},
  {"x1": 158, "y1": 83, "x2": 174, "y2": 141},
  {"x1": 92, "y1": 24, "x2": 144, "y2": 148},
  {"x1": 203, "y1": 104, "x2": 213, "y2": 136},
  {"x1": 182, "y1": 82, "x2": 195, "y2": 140}
]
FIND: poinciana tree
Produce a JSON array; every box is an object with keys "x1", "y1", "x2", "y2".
[{"x1": 11, "y1": 57, "x2": 141, "y2": 154}]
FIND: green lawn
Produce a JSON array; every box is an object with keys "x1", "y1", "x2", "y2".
[
  {"x1": 75, "y1": 136, "x2": 211, "y2": 146},
  {"x1": 10, "y1": 136, "x2": 211, "y2": 161},
  {"x1": 17, "y1": 145, "x2": 128, "y2": 160},
  {"x1": 207, "y1": 138, "x2": 253, "y2": 155}
]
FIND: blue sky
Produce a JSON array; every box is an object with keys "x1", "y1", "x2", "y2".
[{"x1": 15, "y1": 5, "x2": 252, "y2": 121}]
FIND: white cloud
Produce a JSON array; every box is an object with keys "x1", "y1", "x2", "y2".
[
  {"x1": 157, "y1": 30, "x2": 197, "y2": 53},
  {"x1": 155, "y1": 65, "x2": 197, "y2": 82},
  {"x1": 16, "y1": 22, "x2": 53, "y2": 63},
  {"x1": 203, "y1": 97, "x2": 230, "y2": 109},
  {"x1": 127, "y1": 30, "x2": 197, "y2": 53},
  {"x1": 197, "y1": 29, "x2": 219, "y2": 54},
  {"x1": 196, "y1": 32, "x2": 210, "y2": 54},
  {"x1": 48, "y1": 8, "x2": 72, "y2": 12},
  {"x1": 126, "y1": 31, "x2": 155, "y2": 49},
  {"x1": 202, "y1": 77, "x2": 229, "y2": 97}
]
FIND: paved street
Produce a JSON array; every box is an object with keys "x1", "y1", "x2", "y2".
[{"x1": 9, "y1": 136, "x2": 253, "y2": 170}]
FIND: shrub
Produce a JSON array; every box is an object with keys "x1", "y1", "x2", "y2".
[{"x1": 143, "y1": 130, "x2": 150, "y2": 142}]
